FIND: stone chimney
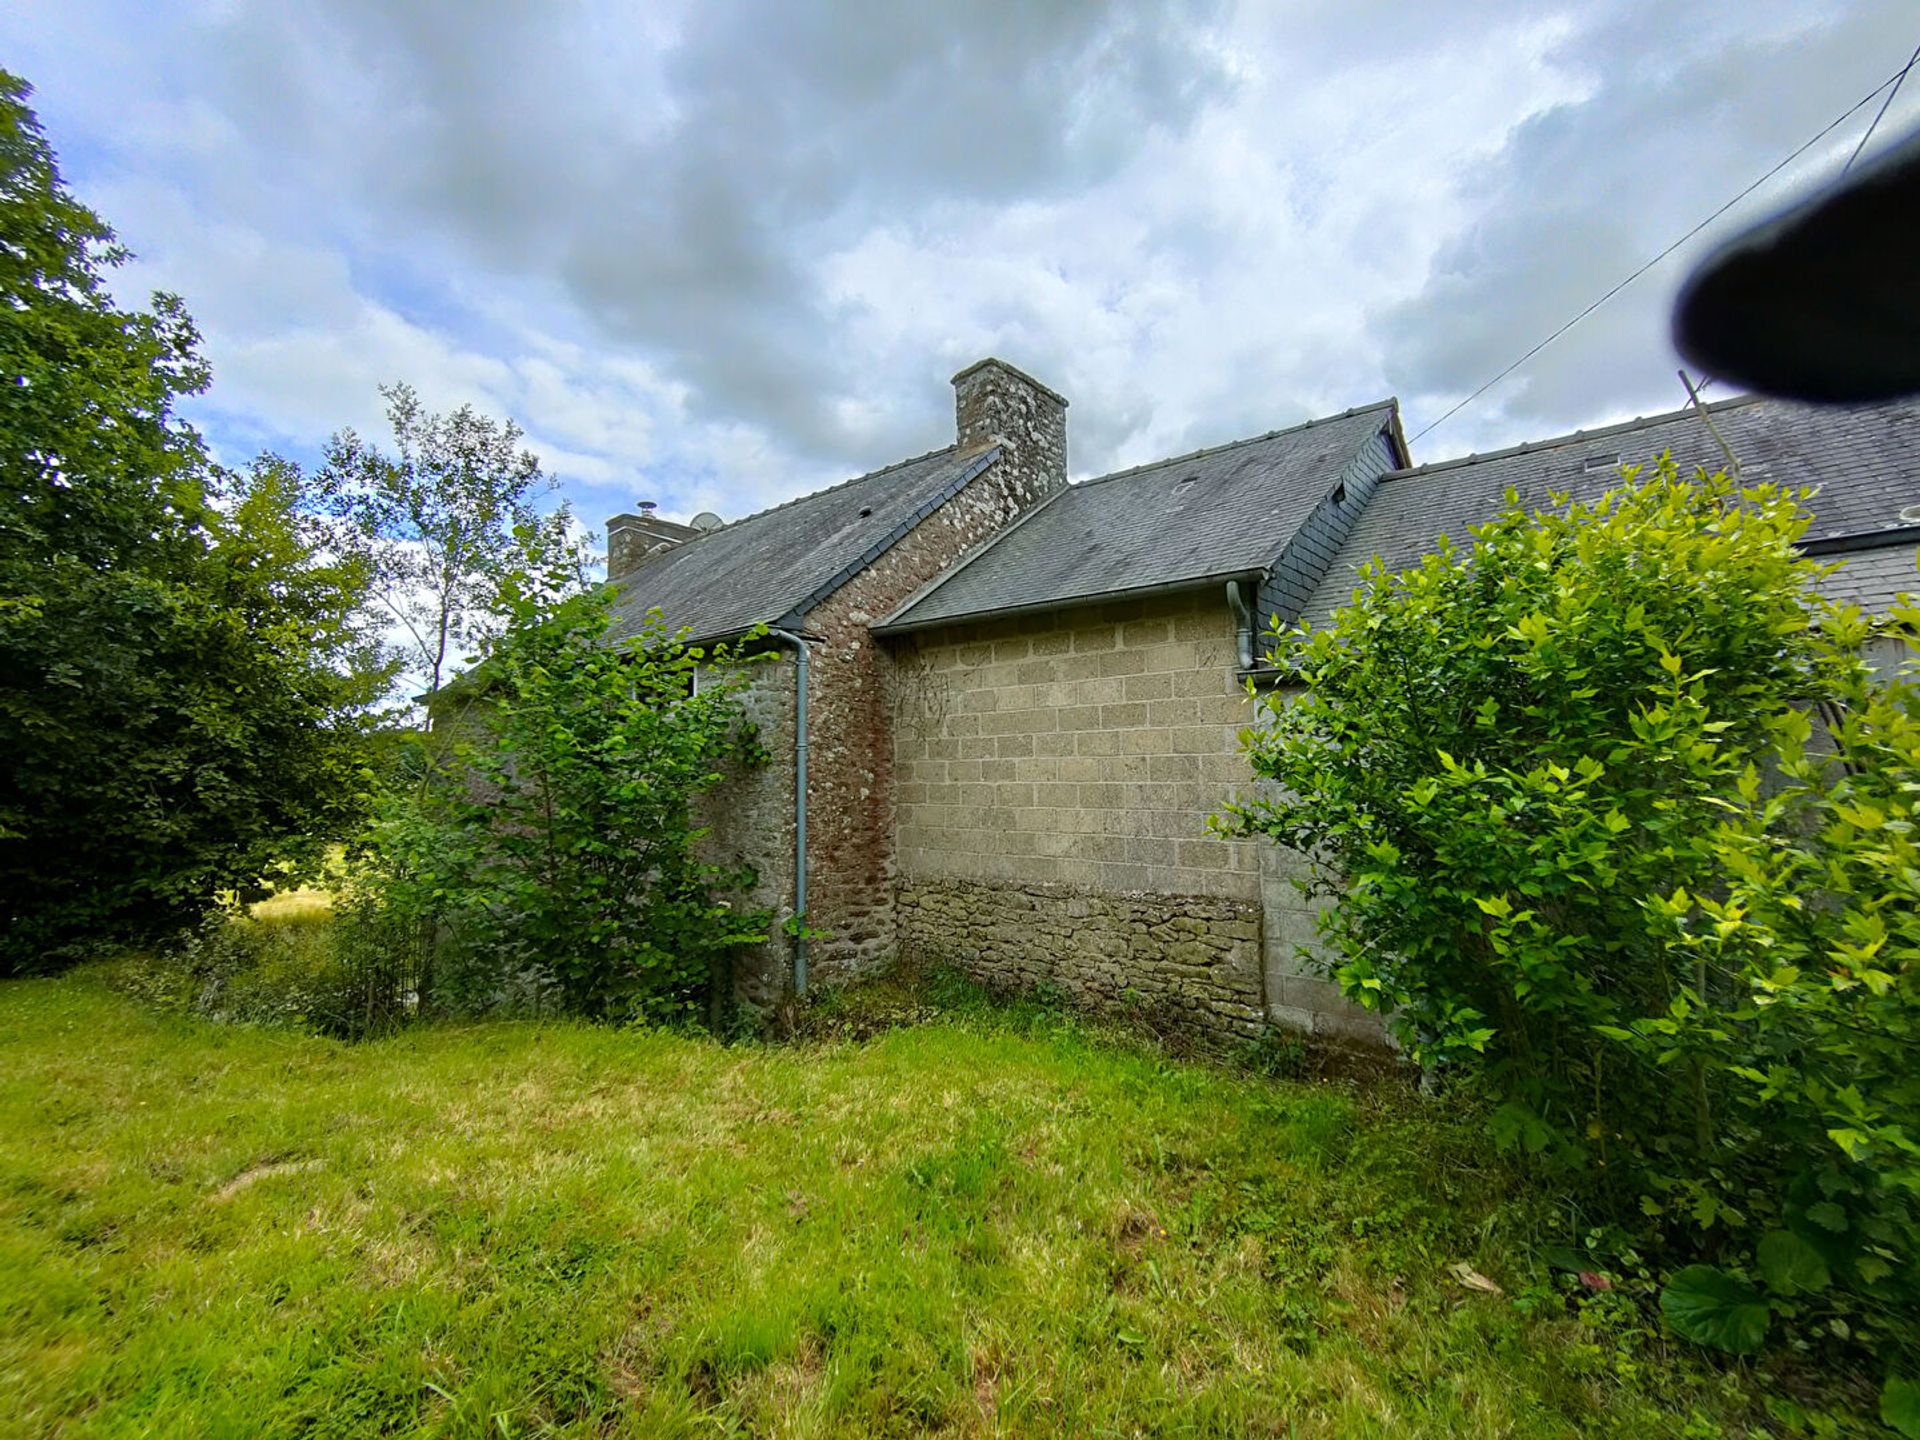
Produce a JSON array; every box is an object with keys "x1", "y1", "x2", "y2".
[
  {"x1": 952, "y1": 357, "x2": 1068, "y2": 506},
  {"x1": 606, "y1": 503, "x2": 703, "y2": 581}
]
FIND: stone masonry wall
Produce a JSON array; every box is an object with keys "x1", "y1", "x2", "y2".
[
  {"x1": 794, "y1": 360, "x2": 1070, "y2": 983},
  {"x1": 694, "y1": 654, "x2": 796, "y2": 1013},
  {"x1": 898, "y1": 878, "x2": 1264, "y2": 1039}
]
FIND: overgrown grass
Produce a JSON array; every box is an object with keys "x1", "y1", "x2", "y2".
[{"x1": 0, "y1": 967, "x2": 1866, "y2": 1437}]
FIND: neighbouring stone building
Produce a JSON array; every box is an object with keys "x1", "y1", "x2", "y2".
[{"x1": 607, "y1": 359, "x2": 1920, "y2": 1043}]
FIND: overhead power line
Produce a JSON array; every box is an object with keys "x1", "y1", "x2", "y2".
[
  {"x1": 1843, "y1": 38, "x2": 1920, "y2": 172},
  {"x1": 1412, "y1": 48, "x2": 1920, "y2": 446}
]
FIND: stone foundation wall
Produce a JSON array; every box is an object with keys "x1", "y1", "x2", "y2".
[{"x1": 897, "y1": 876, "x2": 1265, "y2": 1041}]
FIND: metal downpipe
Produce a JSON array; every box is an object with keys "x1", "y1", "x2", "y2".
[
  {"x1": 1226, "y1": 579, "x2": 1256, "y2": 671},
  {"x1": 767, "y1": 629, "x2": 810, "y2": 997}
]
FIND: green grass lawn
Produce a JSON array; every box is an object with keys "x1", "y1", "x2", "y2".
[{"x1": 0, "y1": 970, "x2": 1810, "y2": 1437}]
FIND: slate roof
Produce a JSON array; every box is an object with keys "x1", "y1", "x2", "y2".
[
  {"x1": 607, "y1": 444, "x2": 997, "y2": 643},
  {"x1": 1816, "y1": 542, "x2": 1920, "y2": 614},
  {"x1": 1296, "y1": 394, "x2": 1920, "y2": 627},
  {"x1": 879, "y1": 401, "x2": 1403, "y2": 632}
]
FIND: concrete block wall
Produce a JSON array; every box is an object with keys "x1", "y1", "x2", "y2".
[
  {"x1": 1257, "y1": 843, "x2": 1383, "y2": 1045},
  {"x1": 1248, "y1": 685, "x2": 1387, "y2": 1045},
  {"x1": 890, "y1": 590, "x2": 1261, "y2": 898},
  {"x1": 890, "y1": 590, "x2": 1291, "y2": 1041}
]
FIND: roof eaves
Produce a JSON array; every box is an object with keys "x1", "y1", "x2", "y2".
[
  {"x1": 773, "y1": 447, "x2": 1002, "y2": 629},
  {"x1": 875, "y1": 566, "x2": 1265, "y2": 637}
]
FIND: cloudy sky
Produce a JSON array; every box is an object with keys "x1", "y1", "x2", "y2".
[{"x1": 5, "y1": 1, "x2": 1917, "y2": 534}]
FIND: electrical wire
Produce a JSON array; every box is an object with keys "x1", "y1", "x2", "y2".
[
  {"x1": 1412, "y1": 51, "x2": 1920, "y2": 445},
  {"x1": 1843, "y1": 38, "x2": 1920, "y2": 173}
]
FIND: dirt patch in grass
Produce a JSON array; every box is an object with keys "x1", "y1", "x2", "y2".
[{"x1": 210, "y1": 1157, "x2": 324, "y2": 1201}]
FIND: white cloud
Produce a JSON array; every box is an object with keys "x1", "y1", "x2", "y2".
[{"x1": 3, "y1": 0, "x2": 1914, "y2": 526}]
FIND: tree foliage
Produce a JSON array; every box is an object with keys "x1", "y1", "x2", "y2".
[
  {"x1": 0, "y1": 71, "x2": 386, "y2": 968},
  {"x1": 314, "y1": 384, "x2": 589, "y2": 706},
  {"x1": 356, "y1": 590, "x2": 772, "y2": 1023}
]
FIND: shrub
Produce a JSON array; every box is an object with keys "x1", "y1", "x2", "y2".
[
  {"x1": 1221, "y1": 458, "x2": 1920, "y2": 1375},
  {"x1": 359, "y1": 587, "x2": 773, "y2": 1025},
  {"x1": 118, "y1": 901, "x2": 382, "y2": 1038},
  {"x1": 1644, "y1": 597, "x2": 1920, "y2": 1368},
  {"x1": 1223, "y1": 458, "x2": 1848, "y2": 1172}
]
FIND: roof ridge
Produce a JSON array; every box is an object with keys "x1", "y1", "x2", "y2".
[
  {"x1": 1073, "y1": 398, "x2": 1400, "y2": 490},
  {"x1": 1382, "y1": 393, "x2": 1765, "y2": 482},
  {"x1": 663, "y1": 440, "x2": 961, "y2": 543}
]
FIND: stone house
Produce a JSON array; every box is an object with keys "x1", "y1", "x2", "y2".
[{"x1": 607, "y1": 359, "x2": 1920, "y2": 1042}]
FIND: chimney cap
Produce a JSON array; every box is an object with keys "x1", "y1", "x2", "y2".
[{"x1": 950, "y1": 356, "x2": 1069, "y2": 408}]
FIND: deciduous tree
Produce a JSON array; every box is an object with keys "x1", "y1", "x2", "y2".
[
  {"x1": 314, "y1": 384, "x2": 589, "y2": 708},
  {"x1": 0, "y1": 71, "x2": 387, "y2": 967}
]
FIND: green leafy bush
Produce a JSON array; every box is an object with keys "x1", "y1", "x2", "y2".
[
  {"x1": 1641, "y1": 595, "x2": 1920, "y2": 1366},
  {"x1": 359, "y1": 588, "x2": 773, "y2": 1025},
  {"x1": 0, "y1": 74, "x2": 388, "y2": 969},
  {"x1": 1222, "y1": 457, "x2": 1920, "y2": 1375},
  {"x1": 1224, "y1": 458, "x2": 1846, "y2": 1163}
]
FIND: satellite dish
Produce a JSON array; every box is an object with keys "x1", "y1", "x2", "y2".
[{"x1": 689, "y1": 511, "x2": 724, "y2": 532}]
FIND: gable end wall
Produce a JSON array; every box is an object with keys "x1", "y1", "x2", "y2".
[{"x1": 887, "y1": 589, "x2": 1387, "y2": 1046}]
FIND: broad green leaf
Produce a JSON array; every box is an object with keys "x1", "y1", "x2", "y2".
[
  {"x1": 1805, "y1": 1201, "x2": 1849, "y2": 1233},
  {"x1": 1756, "y1": 1230, "x2": 1829, "y2": 1296},
  {"x1": 1659, "y1": 1266, "x2": 1769, "y2": 1354},
  {"x1": 1883, "y1": 1377, "x2": 1920, "y2": 1439}
]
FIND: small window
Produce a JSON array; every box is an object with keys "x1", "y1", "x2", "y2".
[{"x1": 1581, "y1": 452, "x2": 1620, "y2": 473}]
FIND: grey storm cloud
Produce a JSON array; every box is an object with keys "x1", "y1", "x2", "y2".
[
  {"x1": 172, "y1": 0, "x2": 1235, "y2": 464},
  {"x1": 3, "y1": 0, "x2": 1914, "y2": 507}
]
